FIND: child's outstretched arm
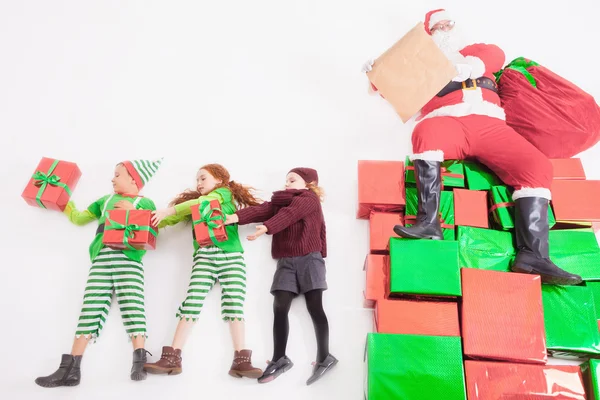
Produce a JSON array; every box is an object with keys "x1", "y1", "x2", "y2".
[
  {"x1": 232, "y1": 201, "x2": 275, "y2": 226},
  {"x1": 152, "y1": 192, "x2": 222, "y2": 226},
  {"x1": 262, "y1": 195, "x2": 319, "y2": 235},
  {"x1": 63, "y1": 196, "x2": 108, "y2": 226}
]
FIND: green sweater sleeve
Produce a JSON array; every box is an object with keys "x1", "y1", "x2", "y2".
[
  {"x1": 173, "y1": 192, "x2": 224, "y2": 217},
  {"x1": 158, "y1": 214, "x2": 191, "y2": 228},
  {"x1": 63, "y1": 196, "x2": 107, "y2": 226}
]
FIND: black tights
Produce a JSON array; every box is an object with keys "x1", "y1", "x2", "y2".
[{"x1": 272, "y1": 290, "x2": 330, "y2": 363}]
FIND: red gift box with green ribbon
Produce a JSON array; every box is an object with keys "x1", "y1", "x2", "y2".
[
  {"x1": 191, "y1": 200, "x2": 227, "y2": 247},
  {"x1": 22, "y1": 157, "x2": 81, "y2": 211},
  {"x1": 102, "y1": 210, "x2": 158, "y2": 250}
]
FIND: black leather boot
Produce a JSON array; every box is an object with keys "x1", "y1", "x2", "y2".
[
  {"x1": 131, "y1": 348, "x2": 150, "y2": 381},
  {"x1": 393, "y1": 160, "x2": 443, "y2": 240},
  {"x1": 510, "y1": 197, "x2": 583, "y2": 285},
  {"x1": 35, "y1": 354, "x2": 82, "y2": 388}
]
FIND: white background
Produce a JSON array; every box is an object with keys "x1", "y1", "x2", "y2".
[{"x1": 1, "y1": 1, "x2": 600, "y2": 399}]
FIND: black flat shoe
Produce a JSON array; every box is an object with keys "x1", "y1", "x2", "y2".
[
  {"x1": 257, "y1": 356, "x2": 293, "y2": 384},
  {"x1": 306, "y1": 354, "x2": 338, "y2": 386}
]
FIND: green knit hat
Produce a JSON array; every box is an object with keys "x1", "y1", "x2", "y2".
[{"x1": 121, "y1": 158, "x2": 163, "y2": 189}]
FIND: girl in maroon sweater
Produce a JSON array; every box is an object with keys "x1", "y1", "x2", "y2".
[{"x1": 225, "y1": 167, "x2": 337, "y2": 385}]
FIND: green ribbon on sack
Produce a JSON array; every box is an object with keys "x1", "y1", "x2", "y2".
[
  {"x1": 192, "y1": 200, "x2": 226, "y2": 243},
  {"x1": 32, "y1": 159, "x2": 72, "y2": 208},
  {"x1": 494, "y1": 57, "x2": 540, "y2": 88},
  {"x1": 105, "y1": 210, "x2": 157, "y2": 251}
]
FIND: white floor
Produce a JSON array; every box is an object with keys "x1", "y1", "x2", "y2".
[{"x1": 1, "y1": 1, "x2": 599, "y2": 399}]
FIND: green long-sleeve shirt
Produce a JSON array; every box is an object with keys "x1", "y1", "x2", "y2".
[
  {"x1": 158, "y1": 187, "x2": 243, "y2": 253},
  {"x1": 64, "y1": 193, "x2": 157, "y2": 263}
]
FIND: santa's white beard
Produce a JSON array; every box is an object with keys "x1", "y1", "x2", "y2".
[{"x1": 432, "y1": 28, "x2": 468, "y2": 63}]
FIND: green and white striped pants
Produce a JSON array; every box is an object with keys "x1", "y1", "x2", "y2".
[
  {"x1": 177, "y1": 246, "x2": 247, "y2": 321},
  {"x1": 75, "y1": 248, "x2": 146, "y2": 340}
]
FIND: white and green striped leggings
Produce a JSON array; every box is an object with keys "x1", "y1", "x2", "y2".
[
  {"x1": 75, "y1": 248, "x2": 146, "y2": 340},
  {"x1": 177, "y1": 246, "x2": 247, "y2": 321}
]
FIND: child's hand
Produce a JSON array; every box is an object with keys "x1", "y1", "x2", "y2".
[
  {"x1": 151, "y1": 207, "x2": 176, "y2": 226},
  {"x1": 114, "y1": 201, "x2": 135, "y2": 210},
  {"x1": 225, "y1": 214, "x2": 239, "y2": 225},
  {"x1": 247, "y1": 225, "x2": 268, "y2": 241}
]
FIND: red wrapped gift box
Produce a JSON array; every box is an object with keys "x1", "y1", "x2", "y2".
[
  {"x1": 103, "y1": 209, "x2": 158, "y2": 250},
  {"x1": 453, "y1": 188, "x2": 489, "y2": 228},
  {"x1": 363, "y1": 254, "x2": 388, "y2": 308},
  {"x1": 551, "y1": 180, "x2": 600, "y2": 223},
  {"x1": 461, "y1": 268, "x2": 547, "y2": 364},
  {"x1": 375, "y1": 298, "x2": 459, "y2": 336},
  {"x1": 369, "y1": 211, "x2": 403, "y2": 253},
  {"x1": 357, "y1": 160, "x2": 405, "y2": 219},
  {"x1": 464, "y1": 361, "x2": 586, "y2": 400},
  {"x1": 191, "y1": 200, "x2": 227, "y2": 247},
  {"x1": 22, "y1": 157, "x2": 81, "y2": 211},
  {"x1": 550, "y1": 158, "x2": 586, "y2": 180}
]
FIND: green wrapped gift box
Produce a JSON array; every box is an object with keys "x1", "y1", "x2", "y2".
[
  {"x1": 587, "y1": 282, "x2": 600, "y2": 326},
  {"x1": 389, "y1": 238, "x2": 461, "y2": 297},
  {"x1": 542, "y1": 285, "x2": 600, "y2": 358},
  {"x1": 549, "y1": 229, "x2": 600, "y2": 281},
  {"x1": 490, "y1": 185, "x2": 556, "y2": 230},
  {"x1": 464, "y1": 161, "x2": 503, "y2": 190},
  {"x1": 405, "y1": 157, "x2": 465, "y2": 189},
  {"x1": 457, "y1": 226, "x2": 515, "y2": 272},
  {"x1": 405, "y1": 188, "x2": 456, "y2": 240},
  {"x1": 364, "y1": 333, "x2": 466, "y2": 400},
  {"x1": 582, "y1": 359, "x2": 600, "y2": 400}
]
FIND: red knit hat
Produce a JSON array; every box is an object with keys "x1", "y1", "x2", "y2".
[
  {"x1": 424, "y1": 9, "x2": 452, "y2": 35},
  {"x1": 288, "y1": 167, "x2": 319, "y2": 185}
]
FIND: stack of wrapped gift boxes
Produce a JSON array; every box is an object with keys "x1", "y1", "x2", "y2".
[{"x1": 358, "y1": 158, "x2": 600, "y2": 400}]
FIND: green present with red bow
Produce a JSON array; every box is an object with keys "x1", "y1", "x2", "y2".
[
  {"x1": 103, "y1": 210, "x2": 158, "y2": 250},
  {"x1": 22, "y1": 157, "x2": 81, "y2": 211},
  {"x1": 192, "y1": 200, "x2": 228, "y2": 247},
  {"x1": 490, "y1": 185, "x2": 556, "y2": 230}
]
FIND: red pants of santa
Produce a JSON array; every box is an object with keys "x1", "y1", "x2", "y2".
[{"x1": 411, "y1": 114, "x2": 553, "y2": 200}]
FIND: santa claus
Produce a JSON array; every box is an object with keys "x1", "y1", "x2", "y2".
[{"x1": 363, "y1": 9, "x2": 582, "y2": 286}]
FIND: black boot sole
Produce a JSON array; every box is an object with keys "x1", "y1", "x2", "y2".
[
  {"x1": 510, "y1": 264, "x2": 583, "y2": 286},
  {"x1": 35, "y1": 379, "x2": 79, "y2": 388},
  {"x1": 393, "y1": 226, "x2": 443, "y2": 240}
]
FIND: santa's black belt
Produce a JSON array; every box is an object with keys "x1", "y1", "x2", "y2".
[{"x1": 436, "y1": 77, "x2": 497, "y2": 97}]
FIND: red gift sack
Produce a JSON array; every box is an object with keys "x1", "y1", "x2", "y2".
[{"x1": 496, "y1": 57, "x2": 600, "y2": 158}]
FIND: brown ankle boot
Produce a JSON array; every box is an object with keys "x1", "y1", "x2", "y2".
[
  {"x1": 228, "y1": 349, "x2": 263, "y2": 379},
  {"x1": 144, "y1": 346, "x2": 182, "y2": 375}
]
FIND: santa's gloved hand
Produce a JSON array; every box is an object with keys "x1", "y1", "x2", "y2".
[
  {"x1": 361, "y1": 58, "x2": 375, "y2": 73},
  {"x1": 451, "y1": 63, "x2": 472, "y2": 82}
]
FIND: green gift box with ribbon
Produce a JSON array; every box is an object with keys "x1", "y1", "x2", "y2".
[
  {"x1": 463, "y1": 161, "x2": 503, "y2": 190},
  {"x1": 364, "y1": 333, "x2": 467, "y2": 400},
  {"x1": 490, "y1": 185, "x2": 556, "y2": 230},
  {"x1": 549, "y1": 229, "x2": 600, "y2": 282},
  {"x1": 582, "y1": 359, "x2": 600, "y2": 400},
  {"x1": 22, "y1": 157, "x2": 81, "y2": 211},
  {"x1": 405, "y1": 188, "x2": 455, "y2": 240},
  {"x1": 405, "y1": 157, "x2": 465, "y2": 189},
  {"x1": 542, "y1": 284, "x2": 600, "y2": 358},
  {"x1": 191, "y1": 199, "x2": 228, "y2": 247},
  {"x1": 103, "y1": 209, "x2": 158, "y2": 250},
  {"x1": 457, "y1": 226, "x2": 515, "y2": 272}
]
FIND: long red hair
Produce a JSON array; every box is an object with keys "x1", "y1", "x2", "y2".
[{"x1": 170, "y1": 164, "x2": 261, "y2": 209}]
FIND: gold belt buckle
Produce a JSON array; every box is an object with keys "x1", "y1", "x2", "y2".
[{"x1": 462, "y1": 79, "x2": 478, "y2": 90}]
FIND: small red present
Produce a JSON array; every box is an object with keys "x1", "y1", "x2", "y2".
[
  {"x1": 550, "y1": 158, "x2": 586, "y2": 180},
  {"x1": 461, "y1": 268, "x2": 547, "y2": 364},
  {"x1": 454, "y1": 189, "x2": 489, "y2": 229},
  {"x1": 103, "y1": 209, "x2": 158, "y2": 250},
  {"x1": 357, "y1": 160, "x2": 405, "y2": 219},
  {"x1": 375, "y1": 299, "x2": 459, "y2": 336},
  {"x1": 191, "y1": 200, "x2": 227, "y2": 247},
  {"x1": 363, "y1": 254, "x2": 389, "y2": 308},
  {"x1": 551, "y1": 180, "x2": 600, "y2": 223},
  {"x1": 464, "y1": 361, "x2": 586, "y2": 400},
  {"x1": 369, "y1": 211, "x2": 403, "y2": 253},
  {"x1": 22, "y1": 157, "x2": 81, "y2": 211}
]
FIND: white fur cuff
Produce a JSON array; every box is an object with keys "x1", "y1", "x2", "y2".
[
  {"x1": 465, "y1": 56, "x2": 486, "y2": 79},
  {"x1": 410, "y1": 150, "x2": 444, "y2": 162},
  {"x1": 512, "y1": 187, "x2": 552, "y2": 201}
]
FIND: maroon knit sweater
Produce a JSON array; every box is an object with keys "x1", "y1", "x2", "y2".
[{"x1": 235, "y1": 189, "x2": 327, "y2": 259}]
